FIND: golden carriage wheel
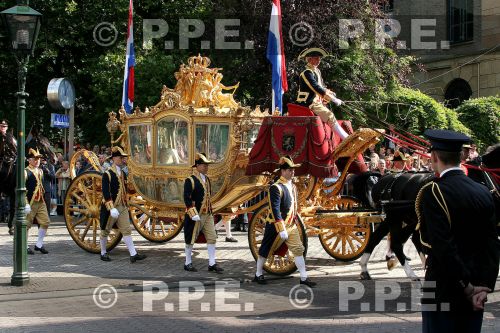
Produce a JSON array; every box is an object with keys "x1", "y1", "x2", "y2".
[
  {"x1": 128, "y1": 193, "x2": 184, "y2": 243},
  {"x1": 64, "y1": 171, "x2": 122, "y2": 253},
  {"x1": 248, "y1": 205, "x2": 308, "y2": 276},
  {"x1": 318, "y1": 196, "x2": 371, "y2": 262}
]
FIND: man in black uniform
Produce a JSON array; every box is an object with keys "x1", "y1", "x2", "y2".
[
  {"x1": 99, "y1": 146, "x2": 146, "y2": 263},
  {"x1": 296, "y1": 47, "x2": 348, "y2": 140},
  {"x1": 183, "y1": 153, "x2": 223, "y2": 273},
  {"x1": 253, "y1": 156, "x2": 315, "y2": 287},
  {"x1": 416, "y1": 129, "x2": 499, "y2": 333}
]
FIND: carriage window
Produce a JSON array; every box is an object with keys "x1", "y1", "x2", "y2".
[
  {"x1": 157, "y1": 117, "x2": 189, "y2": 165},
  {"x1": 195, "y1": 124, "x2": 230, "y2": 163},
  {"x1": 129, "y1": 124, "x2": 152, "y2": 164}
]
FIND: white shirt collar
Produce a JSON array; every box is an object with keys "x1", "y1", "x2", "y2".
[
  {"x1": 440, "y1": 166, "x2": 463, "y2": 177},
  {"x1": 115, "y1": 165, "x2": 121, "y2": 176},
  {"x1": 200, "y1": 173, "x2": 206, "y2": 183}
]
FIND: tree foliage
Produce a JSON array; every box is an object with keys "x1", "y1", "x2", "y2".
[
  {"x1": 456, "y1": 96, "x2": 500, "y2": 149},
  {"x1": 0, "y1": 0, "x2": 416, "y2": 144}
]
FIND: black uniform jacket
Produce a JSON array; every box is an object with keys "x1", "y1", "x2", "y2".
[
  {"x1": 100, "y1": 165, "x2": 128, "y2": 229},
  {"x1": 296, "y1": 68, "x2": 327, "y2": 107},
  {"x1": 418, "y1": 169, "x2": 499, "y2": 312}
]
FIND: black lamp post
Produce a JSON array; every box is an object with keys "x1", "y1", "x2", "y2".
[{"x1": 1, "y1": 0, "x2": 41, "y2": 286}]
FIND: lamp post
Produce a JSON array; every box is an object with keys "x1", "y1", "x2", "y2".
[{"x1": 1, "y1": 0, "x2": 41, "y2": 286}]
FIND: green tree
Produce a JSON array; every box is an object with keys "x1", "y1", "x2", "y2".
[{"x1": 456, "y1": 96, "x2": 500, "y2": 149}]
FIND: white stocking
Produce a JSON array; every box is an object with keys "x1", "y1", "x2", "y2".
[
  {"x1": 256, "y1": 256, "x2": 265, "y2": 277},
  {"x1": 36, "y1": 228, "x2": 47, "y2": 248},
  {"x1": 207, "y1": 243, "x2": 216, "y2": 266},
  {"x1": 100, "y1": 237, "x2": 108, "y2": 255},
  {"x1": 294, "y1": 255, "x2": 307, "y2": 280},
  {"x1": 333, "y1": 122, "x2": 349, "y2": 139},
  {"x1": 123, "y1": 235, "x2": 137, "y2": 256},
  {"x1": 225, "y1": 219, "x2": 233, "y2": 238},
  {"x1": 185, "y1": 244, "x2": 193, "y2": 265}
]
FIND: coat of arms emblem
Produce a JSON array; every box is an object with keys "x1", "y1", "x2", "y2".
[{"x1": 282, "y1": 129, "x2": 295, "y2": 152}]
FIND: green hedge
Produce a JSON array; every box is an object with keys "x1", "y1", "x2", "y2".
[
  {"x1": 374, "y1": 87, "x2": 471, "y2": 136},
  {"x1": 456, "y1": 96, "x2": 500, "y2": 149}
]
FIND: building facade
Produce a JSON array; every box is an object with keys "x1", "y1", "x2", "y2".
[{"x1": 390, "y1": 0, "x2": 500, "y2": 107}]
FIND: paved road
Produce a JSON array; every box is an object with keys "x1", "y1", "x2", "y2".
[{"x1": 0, "y1": 218, "x2": 498, "y2": 332}]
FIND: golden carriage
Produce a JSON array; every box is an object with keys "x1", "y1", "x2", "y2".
[{"x1": 64, "y1": 55, "x2": 384, "y2": 275}]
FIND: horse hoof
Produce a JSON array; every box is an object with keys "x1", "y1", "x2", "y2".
[
  {"x1": 387, "y1": 258, "x2": 398, "y2": 271},
  {"x1": 360, "y1": 271, "x2": 372, "y2": 280}
]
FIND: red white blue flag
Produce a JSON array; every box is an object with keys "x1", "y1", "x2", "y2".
[
  {"x1": 122, "y1": 0, "x2": 135, "y2": 114},
  {"x1": 266, "y1": 0, "x2": 288, "y2": 114}
]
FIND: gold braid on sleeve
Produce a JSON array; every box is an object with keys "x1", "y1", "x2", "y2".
[{"x1": 415, "y1": 181, "x2": 435, "y2": 249}]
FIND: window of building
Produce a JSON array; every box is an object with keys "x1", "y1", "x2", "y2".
[
  {"x1": 379, "y1": 0, "x2": 394, "y2": 13},
  {"x1": 448, "y1": 0, "x2": 473, "y2": 43},
  {"x1": 444, "y1": 78, "x2": 472, "y2": 108}
]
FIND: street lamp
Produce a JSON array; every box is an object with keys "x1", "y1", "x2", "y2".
[{"x1": 1, "y1": 0, "x2": 42, "y2": 286}]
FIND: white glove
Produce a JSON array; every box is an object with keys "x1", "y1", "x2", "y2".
[
  {"x1": 279, "y1": 230, "x2": 289, "y2": 240},
  {"x1": 331, "y1": 97, "x2": 343, "y2": 106},
  {"x1": 110, "y1": 208, "x2": 119, "y2": 219},
  {"x1": 192, "y1": 215, "x2": 201, "y2": 222},
  {"x1": 24, "y1": 204, "x2": 31, "y2": 215}
]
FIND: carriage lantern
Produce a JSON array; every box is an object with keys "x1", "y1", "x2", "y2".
[{"x1": 1, "y1": 0, "x2": 42, "y2": 286}]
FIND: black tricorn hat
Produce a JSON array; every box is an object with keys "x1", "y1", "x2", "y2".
[
  {"x1": 298, "y1": 47, "x2": 329, "y2": 60},
  {"x1": 27, "y1": 148, "x2": 42, "y2": 159},
  {"x1": 274, "y1": 155, "x2": 301, "y2": 172},
  {"x1": 0, "y1": 119, "x2": 8, "y2": 127},
  {"x1": 192, "y1": 153, "x2": 213, "y2": 168},
  {"x1": 111, "y1": 146, "x2": 129, "y2": 158},
  {"x1": 424, "y1": 129, "x2": 470, "y2": 153}
]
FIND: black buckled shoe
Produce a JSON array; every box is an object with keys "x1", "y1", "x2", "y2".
[
  {"x1": 130, "y1": 253, "x2": 147, "y2": 263},
  {"x1": 252, "y1": 274, "x2": 266, "y2": 285},
  {"x1": 27, "y1": 248, "x2": 35, "y2": 255},
  {"x1": 100, "y1": 253, "x2": 111, "y2": 261},
  {"x1": 360, "y1": 271, "x2": 372, "y2": 280},
  {"x1": 208, "y1": 264, "x2": 224, "y2": 273},
  {"x1": 299, "y1": 278, "x2": 317, "y2": 288},
  {"x1": 34, "y1": 245, "x2": 49, "y2": 254},
  {"x1": 225, "y1": 237, "x2": 238, "y2": 242},
  {"x1": 184, "y1": 263, "x2": 198, "y2": 272},
  {"x1": 8, "y1": 227, "x2": 14, "y2": 236}
]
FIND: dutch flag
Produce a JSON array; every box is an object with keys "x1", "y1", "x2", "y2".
[
  {"x1": 267, "y1": 0, "x2": 288, "y2": 114},
  {"x1": 122, "y1": 0, "x2": 135, "y2": 114}
]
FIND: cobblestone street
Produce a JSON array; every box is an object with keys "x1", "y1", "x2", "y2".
[{"x1": 0, "y1": 219, "x2": 498, "y2": 332}]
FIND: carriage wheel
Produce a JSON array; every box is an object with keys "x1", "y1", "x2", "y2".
[
  {"x1": 248, "y1": 205, "x2": 308, "y2": 276},
  {"x1": 128, "y1": 193, "x2": 184, "y2": 243},
  {"x1": 318, "y1": 196, "x2": 371, "y2": 262},
  {"x1": 64, "y1": 171, "x2": 122, "y2": 253}
]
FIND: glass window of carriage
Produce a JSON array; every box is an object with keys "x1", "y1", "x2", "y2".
[
  {"x1": 157, "y1": 117, "x2": 189, "y2": 165},
  {"x1": 128, "y1": 124, "x2": 152, "y2": 164},
  {"x1": 195, "y1": 123, "x2": 230, "y2": 163}
]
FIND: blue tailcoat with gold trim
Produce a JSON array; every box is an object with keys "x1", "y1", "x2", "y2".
[
  {"x1": 183, "y1": 171, "x2": 212, "y2": 244},
  {"x1": 99, "y1": 166, "x2": 128, "y2": 230},
  {"x1": 258, "y1": 177, "x2": 298, "y2": 258},
  {"x1": 296, "y1": 67, "x2": 327, "y2": 107}
]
